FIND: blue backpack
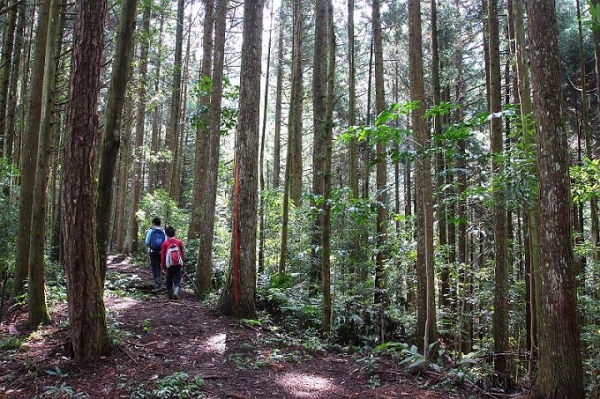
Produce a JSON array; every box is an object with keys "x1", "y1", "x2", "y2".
[{"x1": 149, "y1": 228, "x2": 165, "y2": 252}]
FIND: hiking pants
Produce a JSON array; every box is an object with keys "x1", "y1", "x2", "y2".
[
  {"x1": 149, "y1": 251, "x2": 162, "y2": 279},
  {"x1": 166, "y1": 264, "x2": 182, "y2": 291}
]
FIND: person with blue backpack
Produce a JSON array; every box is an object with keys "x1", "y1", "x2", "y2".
[{"x1": 144, "y1": 217, "x2": 166, "y2": 291}]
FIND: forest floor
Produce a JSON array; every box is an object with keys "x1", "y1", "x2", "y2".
[{"x1": 0, "y1": 256, "x2": 485, "y2": 398}]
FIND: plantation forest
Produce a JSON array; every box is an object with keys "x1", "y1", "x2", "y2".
[{"x1": 0, "y1": 0, "x2": 598, "y2": 397}]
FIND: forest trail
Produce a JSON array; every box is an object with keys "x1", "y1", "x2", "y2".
[{"x1": 0, "y1": 256, "x2": 461, "y2": 398}]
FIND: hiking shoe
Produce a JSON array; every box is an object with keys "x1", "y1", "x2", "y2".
[{"x1": 173, "y1": 287, "x2": 180, "y2": 300}]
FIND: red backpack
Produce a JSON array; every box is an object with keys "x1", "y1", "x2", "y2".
[{"x1": 165, "y1": 242, "x2": 183, "y2": 267}]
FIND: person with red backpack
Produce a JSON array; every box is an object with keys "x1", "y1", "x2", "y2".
[
  {"x1": 160, "y1": 226, "x2": 185, "y2": 300},
  {"x1": 144, "y1": 217, "x2": 166, "y2": 291}
]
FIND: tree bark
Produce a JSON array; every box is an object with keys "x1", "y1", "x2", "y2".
[
  {"x1": 97, "y1": 0, "x2": 138, "y2": 283},
  {"x1": 189, "y1": 0, "x2": 214, "y2": 240},
  {"x1": 125, "y1": 3, "x2": 152, "y2": 254},
  {"x1": 347, "y1": 0, "x2": 358, "y2": 198},
  {"x1": 217, "y1": 0, "x2": 264, "y2": 319},
  {"x1": 166, "y1": 0, "x2": 185, "y2": 199},
  {"x1": 509, "y1": 0, "x2": 540, "y2": 374},
  {"x1": 272, "y1": 7, "x2": 284, "y2": 189},
  {"x1": 372, "y1": 0, "x2": 387, "y2": 307},
  {"x1": 3, "y1": 0, "x2": 25, "y2": 163},
  {"x1": 321, "y1": 0, "x2": 334, "y2": 336},
  {"x1": 115, "y1": 103, "x2": 133, "y2": 253},
  {"x1": 408, "y1": 0, "x2": 437, "y2": 355},
  {"x1": 526, "y1": 0, "x2": 584, "y2": 396},
  {"x1": 487, "y1": 0, "x2": 509, "y2": 376},
  {"x1": 289, "y1": 0, "x2": 303, "y2": 206},
  {"x1": 259, "y1": 0, "x2": 274, "y2": 273},
  {"x1": 62, "y1": 0, "x2": 110, "y2": 361},
  {"x1": 310, "y1": 0, "x2": 328, "y2": 296},
  {"x1": 14, "y1": 0, "x2": 51, "y2": 297},
  {"x1": 149, "y1": 15, "x2": 165, "y2": 193},
  {"x1": 0, "y1": 0, "x2": 17, "y2": 156},
  {"x1": 28, "y1": 0, "x2": 63, "y2": 328},
  {"x1": 197, "y1": 0, "x2": 226, "y2": 297}
]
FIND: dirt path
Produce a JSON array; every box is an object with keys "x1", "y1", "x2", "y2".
[{"x1": 0, "y1": 256, "x2": 464, "y2": 398}]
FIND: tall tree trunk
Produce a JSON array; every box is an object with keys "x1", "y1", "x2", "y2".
[
  {"x1": 409, "y1": 0, "x2": 437, "y2": 355},
  {"x1": 272, "y1": 7, "x2": 284, "y2": 189},
  {"x1": 348, "y1": 0, "x2": 358, "y2": 198},
  {"x1": 279, "y1": 149, "x2": 292, "y2": 273},
  {"x1": 289, "y1": 0, "x2": 303, "y2": 206},
  {"x1": 174, "y1": 13, "x2": 192, "y2": 206},
  {"x1": 149, "y1": 15, "x2": 165, "y2": 193},
  {"x1": 259, "y1": 0, "x2": 274, "y2": 273},
  {"x1": 577, "y1": 0, "x2": 600, "y2": 263},
  {"x1": 14, "y1": 0, "x2": 51, "y2": 297},
  {"x1": 217, "y1": 0, "x2": 264, "y2": 318},
  {"x1": 125, "y1": 3, "x2": 152, "y2": 254},
  {"x1": 188, "y1": 0, "x2": 214, "y2": 240},
  {"x1": 310, "y1": 0, "x2": 328, "y2": 296},
  {"x1": 509, "y1": 0, "x2": 540, "y2": 374},
  {"x1": 321, "y1": 0, "x2": 334, "y2": 336},
  {"x1": 526, "y1": 0, "x2": 584, "y2": 396},
  {"x1": 62, "y1": 0, "x2": 110, "y2": 361},
  {"x1": 196, "y1": 0, "x2": 227, "y2": 297},
  {"x1": 487, "y1": 0, "x2": 509, "y2": 376},
  {"x1": 592, "y1": 0, "x2": 600, "y2": 260},
  {"x1": 115, "y1": 104, "x2": 133, "y2": 253},
  {"x1": 28, "y1": 0, "x2": 64, "y2": 329},
  {"x1": 431, "y1": 0, "x2": 450, "y2": 313},
  {"x1": 166, "y1": 0, "x2": 185, "y2": 198},
  {"x1": 97, "y1": 0, "x2": 138, "y2": 284},
  {"x1": 0, "y1": 0, "x2": 18, "y2": 156},
  {"x1": 372, "y1": 0, "x2": 387, "y2": 306},
  {"x1": 3, "y1": 0, "x2": 25, "y2": 164}
]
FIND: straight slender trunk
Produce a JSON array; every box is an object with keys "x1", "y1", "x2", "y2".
[
  {"x1": 372, "y1": 0, "x2": 387, "y2": 306},
  {"x1": 431, "y1": 0, "x2": 450, "y2": 312},
  {"x1": 509, "y1": 0, "x2": 540, "y2": 374},
  {"x1": 197, "y1": 0, "x2": 227, "y2": 297},
  {"x1": 272, "y1": 8, "x2": 284, "y2": 189},
  {"x1": 166, "y1": 0, "x2": 185, "y2": 198},
  {"x1": 28, "y1": 0, "x2": 63, "y2": 328},
  {"x1": 3, "y1": 0, "x2": 26, "y2": 163},
  {"x1": 409, "y1": 0, "x2": 437, "y2": 355},
  {"x1": 115, "y1": 104, "x2": 133, "y2": 253},
  {"x1": 0, "y1": 0, "x2": 18, "y2": 155},
  {"x1": 259, "y1": 0, "x2": 274, "y2": 273},
  {"x1": 310, "y1": 0, "x2": 328, "y2": 296},
  {"x1": 348, "y1": 0, "x2": 358, "y2": 198},
  {"x1": 320, "y1": 0, "x2": 334, "y2": 336},
  {"x1": 149, "y1": 15, "x2": 165, "y2": 193},
  {"x1": 289, "y1": 0, "x2": 303, "y2": 206},
  {"x1": 97, "y1": 0, "x2": 138, "y2": 283},
  {"x1": 126, "y1": 3, "x2": 152, "y2": 254},
  {"x1": 188, "y1": 0, "x2": 214, "y2": 240},
  {"x1": 487, "y1": 0, "x2": 509, "y2": 376},
  {"x1": 14, "y1": 0, "x2": 51, "y2": 297}
]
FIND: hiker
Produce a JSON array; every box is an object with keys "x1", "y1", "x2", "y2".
[
  {"x1": 144, "y1": 217, "x2": 166, "y2": 291},
  {"x1": 161, "y1": 226, "x2": 185, "y2": 300}
]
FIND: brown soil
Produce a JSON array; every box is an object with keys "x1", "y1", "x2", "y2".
[{"x1": 0, "y1": 256, "x2": 473, "y2": 398}]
